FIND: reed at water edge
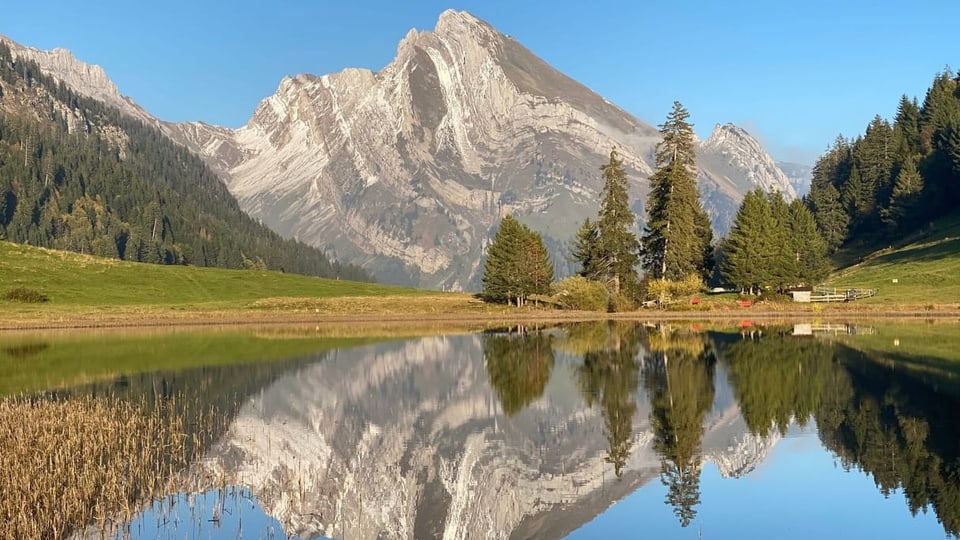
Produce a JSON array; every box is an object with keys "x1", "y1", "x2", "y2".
[{"x1": 0, "y1": 393, "x2": 219, "y2": 539}]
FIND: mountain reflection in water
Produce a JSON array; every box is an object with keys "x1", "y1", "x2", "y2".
[{"x1": 108, "y1": 322, "x2": 960, "y2": 539}]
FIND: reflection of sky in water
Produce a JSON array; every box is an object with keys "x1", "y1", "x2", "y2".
[
  {"x1": 569, "y1": 425, "x2": 947, "y2": 540},
  {"x1": 119, "y1": 488, "x2": 294, "y2": 540}
]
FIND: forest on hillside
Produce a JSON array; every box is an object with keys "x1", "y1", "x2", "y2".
[
  {"x1": 808, "y1": 69, "x2": 960, "y2": 253},
  {"x1": 0, "y1": 41, "x2": 370, "y2": 281}
]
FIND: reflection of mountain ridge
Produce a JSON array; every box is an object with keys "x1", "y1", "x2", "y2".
[{"x1": 195, "y1": 330, "x2": 781, "y2": 539}]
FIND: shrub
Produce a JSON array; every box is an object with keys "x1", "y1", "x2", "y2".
[
  {"x1": 3, "y1": 287, "x2": 49, "y2": 303},
  {"x1": 645, "y1": 274, "x2": 704, "y2": 306},
  {"x1": 549, "y1": 276, "x2": 608, "y2": 311}
]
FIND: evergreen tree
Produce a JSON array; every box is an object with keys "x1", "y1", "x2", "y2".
[
  {"x1": 893, "y1": 95, "x2": 921, "y2": 158},
  {"x1": 806, "y1": 183, "x2": 848, "y2": 254},
  {"x1": 880, "y1": 156, "x2": 924, "y2": 232},
  {"x1": 571, "y1": 218, "x2": 602, "y2": 279},
  {"x1": 482, "y1": 215, "x2": 553, "y2": 305},
  {"x1": 594, "y1": 149, "x2": 640, "y2": 297},
  {"x1": 641, "y1": 102, "x2": 712, "y2": 281},
  {"x1": 807, "y1": 137, "x2": 852, "y2": 252},
  {"x1": 787, "y1": 199, "x2": 831, "y2": 285},
  {"x1": 721, "y1": 189, "x2": 777, "y2": 294},
  {"x1": 767, "y1": 192, "x2": 797, "y2": 291}
]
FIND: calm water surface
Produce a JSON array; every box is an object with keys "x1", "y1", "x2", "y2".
[{"x1": 4, "y1": 321, "x2": 960, "y2": 539}]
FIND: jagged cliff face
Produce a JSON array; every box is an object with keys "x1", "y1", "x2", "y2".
[
  {"x1": 191, "y1": 335, "x2": 779, "y2": 539},
  {"x1": 4, "y1": 11, "x2": 798, "y2": 289}
]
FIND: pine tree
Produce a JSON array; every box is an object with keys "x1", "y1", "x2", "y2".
[
  {"x1": 807, "y1": 137, "x2": 852, "y2": 252},
  {"x1": 893, "y1": 95, "x2": 921, "y2": 158},
  {"x1": 595, "y1": 149, "x2": 640, "y2": 296},
  {"x1": 571, "y1": 218, "x2": 602, "y2": 279},
  {"x1": 641, "y1": 102, "x2": 712, "y2": 281},
  {"x1": 482, "y1": 215, "x2": 553, "y2": 305},
  {"x1": 787, "y1": 199, "x2": 830, "y2": 285},
  {"x1": 880, "y1": 156, "x2": 924, "y2": 232},
  {"x1": 767, "y1": 192, "x2": 797, "y2": 291},
  {"x1": 721, "y1": 189, "x2": 776, "y2": 293}
]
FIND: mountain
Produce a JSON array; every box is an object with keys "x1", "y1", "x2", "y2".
[
  {"x1": 0, "y1": 40, "x2": 370, "y2": 280},
  {"x1": 776, "y1": 160, "x2": 813, "y2": 197},
  {"x1": 697, "y1": 123, "x2": 799, "y2": 228},
  {"x1": 6, "y1": 12, "x2": 797, "y2": 289}
]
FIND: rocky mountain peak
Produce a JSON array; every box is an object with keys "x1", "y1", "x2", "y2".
[
  {"x1": 704, "y1": 122, "x2": 762, "y2": 152},
  {"x1": 2, "y1": 36, "x2": 159, "y2": 128},
  {"x1": 435, "y1": 9, "x2": 491, "y2": 36},
  {"x1": 697, "y1": 122, "x2": 798, "y2": 204},
  {"x1": 5, "y1": 14, "x2": 801, "y2": 289}
]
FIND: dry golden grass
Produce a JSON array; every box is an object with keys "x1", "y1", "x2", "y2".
[{"x1": 0, "y1": 395, "x2": 211, "y2": 539}]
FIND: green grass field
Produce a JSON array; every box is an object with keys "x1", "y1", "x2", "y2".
[
  {"x1": 825, "y1": 215, "x2": 960, "y2": 306},
  {"x1": 0, "y1": 241, "x2": 422, "y2": 307}
]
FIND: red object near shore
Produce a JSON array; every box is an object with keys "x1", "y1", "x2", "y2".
[
  {"x1": 691, "y1": 297, "x2": 701, "y2": 305},
  {"x1": 738, "y1": 300, "x2": 753, "y2": 307}
]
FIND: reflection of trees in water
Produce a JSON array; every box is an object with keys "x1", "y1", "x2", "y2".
[
  {"x1": 720, "y1": 333, "x2": 836, "y2": 436},
  {"x1": 483, "y1": 330, "x2": 555, "y2": 416},
  {"x1": 817, "y1": 346, "x2": 960, "y2": 537},
  {"x1": 565, "y1": 322, "x2": 642, "y2": 479},
  {"x1": 642, "y1": 326, "x2": 715, "y2": 528},
  {"x1": 717, "y1": 328, "x2": 960, "y2": 538}
]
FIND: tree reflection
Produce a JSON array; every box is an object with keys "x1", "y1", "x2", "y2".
[
  {"x1": 642, "y1": 326, "x2": 715, "y2": 527},
  {"x1": 816, "y1": 346, "x2": 960, "y2": 537},
  {"x1": 482, "y1": 329, "x2": 555, "y2": 416},
  {"x1": 571, "y1": 322, "x2": 642, "y2": 479},
  {"x1": 720, "y1": 332, "x2": 836, "y2": 436},
  {"x1": 716, "y1": 327, "x2": 960, "y2": 538}
]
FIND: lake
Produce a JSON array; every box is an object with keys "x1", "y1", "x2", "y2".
[{"x1": 1, "y1": 321, "x2": 959, "y2": 539}]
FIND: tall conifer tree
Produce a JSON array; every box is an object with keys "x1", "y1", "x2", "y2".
[
  {"x1": 641, "y1": 102, "x2": 713, "y2": 281},
  {"x1": 594, "y1": 149, "x2": 640, "y2": 296}
]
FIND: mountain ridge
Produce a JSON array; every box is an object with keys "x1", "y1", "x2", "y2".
[{"x1": 4, "y1": 11, "x2": 798, "y2": 289}]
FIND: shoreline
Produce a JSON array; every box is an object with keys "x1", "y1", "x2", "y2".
[{"x1": 2, "y1": 304, "x2": 959, "y2": 332}]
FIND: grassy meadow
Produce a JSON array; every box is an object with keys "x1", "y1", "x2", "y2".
[
  {"x1": 0, "y1": 241, "x2": 517, "y2": 326},
  {"x1": 2, "y1": 208, "x2": 960, "y2": 329},
  {"x1": 826, "y1": 214, "x2": 960, "y2": 307}
]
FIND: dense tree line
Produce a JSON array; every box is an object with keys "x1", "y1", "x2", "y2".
[
  {"x1": 485, "y1": 100, "x2": 831, "y2": 306},
  {"x1": 808, "y1": 70, "x2": 960, "y2": 253},
  {"x1": 721, "y1": 189, "x2": 830, "y2": 293},
  {"x1": 0, "y1": 40, "x2": 370, "y2": 281}
]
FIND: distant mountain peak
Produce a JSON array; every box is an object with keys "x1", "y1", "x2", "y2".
[{"x1": 698, "y1": 122, "x2": 797, "y2": 202}]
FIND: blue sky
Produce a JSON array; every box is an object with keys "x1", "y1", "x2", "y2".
[{"x1": 4, "y1": 0, "x2": 958, "y2": 164}]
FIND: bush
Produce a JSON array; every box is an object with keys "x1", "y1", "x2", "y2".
[
  {"x1": 645, "y1": 274, "x2": 704, "y2": 306},
  {"x1": 549, "y1": 276, "x2": 608, "y2": 311},
  {"x1": 3, "y1": 287, "x2": 49, "y2": 303}
]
